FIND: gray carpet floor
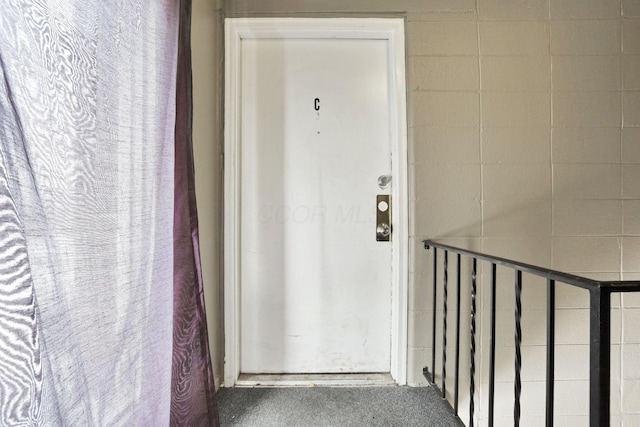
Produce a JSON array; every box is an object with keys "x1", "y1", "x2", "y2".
[{"x1": 217, "y1": 386, "x2": 463, "y2": 426}]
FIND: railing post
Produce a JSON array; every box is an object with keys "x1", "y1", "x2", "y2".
[
  {"x1": 546, "y1": 279, "x2": 555, "y2": 427},
  {"x1": 432, "y1": 247, "x2": 437, "y2": 383},
  {"x1": 589, "y1": 287, "x2": 611, "y2": 427}
]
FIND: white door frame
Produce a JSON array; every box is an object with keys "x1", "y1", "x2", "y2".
[{"x1": 223, "y1": 17, "x2": 409, "y2": 387}]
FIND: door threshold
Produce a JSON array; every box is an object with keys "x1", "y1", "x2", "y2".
[{"x1": 235, "y1": 373, "x2": 395, "y2": 388}]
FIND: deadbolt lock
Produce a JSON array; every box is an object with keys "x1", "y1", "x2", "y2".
[{"x1": 376, "y1": 194, "x2": 391, "y2": 242}]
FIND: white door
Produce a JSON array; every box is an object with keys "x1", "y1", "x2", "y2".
[
  {"x1": 225, "y1": 18, "x2": 409, "y2": 384},
  {"x1": 241, "y1": 37, "x2": 391, "y2": 374}
]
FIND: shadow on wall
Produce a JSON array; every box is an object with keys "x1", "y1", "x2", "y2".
[{"x1": 414, "y1": 155, "x2": 633, "y2": 421}]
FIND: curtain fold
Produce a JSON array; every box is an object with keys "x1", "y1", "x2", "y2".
[
  {"x1": 0, "y1": 0, "x2": 218, "y2": 425},
  {"x1": 172, "y1": 0, "x2": 219, "y2": 425}
]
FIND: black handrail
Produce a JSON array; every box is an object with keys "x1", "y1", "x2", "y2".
[{"x1": 422, "y1": 239, "x2": 640, "y2": 427}]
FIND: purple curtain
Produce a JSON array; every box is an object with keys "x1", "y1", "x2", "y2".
[
  {"x1": 0, "y1": 0, "x2": 218, "y2": 424},
  {"x1": 172, "y1": 0, "x2": 219, "y2": 425}
]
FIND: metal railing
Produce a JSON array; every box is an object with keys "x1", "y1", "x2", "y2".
[{"x1": 422, "y1": 240, "x2": 640, "y2": 427}]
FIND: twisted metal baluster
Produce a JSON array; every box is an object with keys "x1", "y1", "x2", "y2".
[
  {"x1": 442, "y1": 250, "x2": 448, "y2": 398},
  {"x1": 469, "y1": 258, "x2": 477, "y2": 427},
  {"x1": 515, "y1": 270, "x2": 523, "y2": 426}
]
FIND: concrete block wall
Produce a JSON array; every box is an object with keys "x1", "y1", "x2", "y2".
[
  {"x1": 410, "y1": 2, "x2": 640, "y2": 425},
  {"x1": 192, "y1": 0, "x2": 640, "y2": 425}
]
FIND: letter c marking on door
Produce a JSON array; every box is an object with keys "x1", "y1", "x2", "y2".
[{"x1": 314, "y1": 98, "x2": 320, "y2": 111}]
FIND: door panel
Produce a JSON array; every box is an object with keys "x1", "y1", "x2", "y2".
[{"x1": 240, "y1": 38, "x2": 392, "y2": 373}]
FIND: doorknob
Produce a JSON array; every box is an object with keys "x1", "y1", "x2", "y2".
[
  {"x1": 377, "y1": 223, "x2": 390, "y2": 238},
  {"x1": 376, "y1": 194, "x2": 391, "y2": 242}
]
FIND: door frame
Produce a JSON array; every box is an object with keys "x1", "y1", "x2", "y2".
[{"x1": 223, "y1": 17, "x2": 409, "y2": 387}]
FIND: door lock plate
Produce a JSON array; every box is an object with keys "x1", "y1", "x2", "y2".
[{"x1": 376, "y1": 194, "x2": 391, "y2": 242}]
